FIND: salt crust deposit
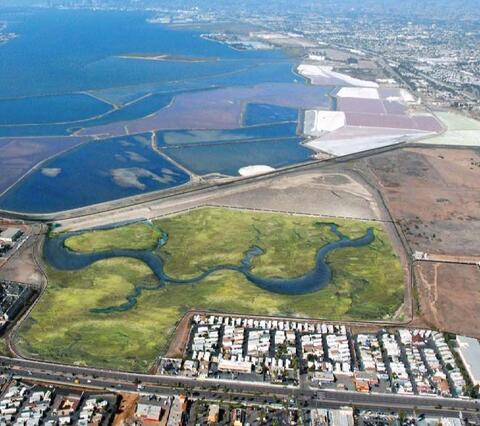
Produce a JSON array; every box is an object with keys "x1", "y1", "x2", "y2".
[
  {"x1": 336, "y1": 87, "x2": 380, "y2": 99},
  {"x1": 385, "y1": 88, "x2": 416, "y2": 103},
  {"x1": 305, "y1": 132, "x2": 423, "y2": 156},
  {"x1": 238, "y1": 165, "x2": 275, "y2": 176},
  {"x1": 304, "y1": 110, "x2": 346, "y2": 134},
  {"x1": 296, "y1": 62, "x2": 440, "y2": 157},
  {"x1": 297, "y1": 64, "x2": 379, "y2": 88},
  {"x1": 400, "y1": 89, "x2": 416, "y2": 103}
]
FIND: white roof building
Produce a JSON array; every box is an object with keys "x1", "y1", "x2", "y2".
[
  {"x1": 0, "y1": 228, "x2": 22, "y2": 244},
  {"x1": 456, "y1": 335, "x2": 480, "y2": 386}
]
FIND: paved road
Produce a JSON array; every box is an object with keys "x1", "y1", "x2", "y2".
[{"x1": 1, "y1": 356, "x2": 479, "y2": 415}]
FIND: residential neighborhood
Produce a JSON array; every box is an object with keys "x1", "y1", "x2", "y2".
[
  {"x1": 0, "y1": 381, "x2": 117, "y2": 426},
  {"x1": 179, "y1": 314, "x2": 478, "y2": 399}
]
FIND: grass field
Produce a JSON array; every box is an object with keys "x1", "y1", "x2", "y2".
[
  {"x1": 17, "y1": 207, "x2": 404, "y2": 371},
  {"x1": 64, "y1": 223, "x2": 162, "y2": 252},
  {"x1": 0, "y1": 338, "x2": 9, "y2": 356},
  {"x1": 153, "y1": 207, "x2": 374, "y2": 280}
]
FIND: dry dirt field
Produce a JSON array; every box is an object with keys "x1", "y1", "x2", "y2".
[
  {"x1": 415, "y1": 262, "x2": 480, "y2": 338},
  {"x1": 112, "y1": 393, "x2": 139, "y2": 426},
  {"x1": 361, "y1": 147, "x2": 480, "y2": 256},
  {"x1": 164, "y1": 311, "x2": 195, "y2": 359},
  {"x1": 210, "y1": 171, "x2": 384, "y2": 221},
  {"x1": 355, "y1": 146, "x2": 480, "y2": 336}
]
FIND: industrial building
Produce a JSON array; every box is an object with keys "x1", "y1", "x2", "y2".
[
  {"x1": 456, "y1": 335, "x2": 480, "y2": 387},
  {"x1": 0, "y1": 228, "x2": 22, "y2": 245}
]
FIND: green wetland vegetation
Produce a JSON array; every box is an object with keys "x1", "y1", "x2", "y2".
[
  {"x1": 64, "y1": 223, "x2": 162, "y2": 252},
  {"x1": 17, "y1": 207, "x2": 404, "y2": 372}
]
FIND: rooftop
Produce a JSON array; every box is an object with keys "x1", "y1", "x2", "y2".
[
  {"x1": 456, "y1": 335, "x2": 480, "y2": 386},
  {"x1": 0, "y1": 228, "x2": 22, "y2": 240}
]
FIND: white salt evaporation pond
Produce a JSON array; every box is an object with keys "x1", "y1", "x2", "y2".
[
  {"x1": 418, "y1": 112, "x2": 480, "y2": 146},
  {"x1": 298, "y1": 61, "x2": 444, "y2": 156}
]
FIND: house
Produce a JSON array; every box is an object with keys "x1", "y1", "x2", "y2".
[
  {"x1": 52, "y1": 394, "x2": 82, "y2": 417},
  {"x1": 354, "y1": 371, "x2": 379, "y2": 387},
  {"x1": 355, "y1": 380, "x2": 370, "y2": 393},
  {"x1": 136, "y1": 397, "x2": 164, "y2": 422},
  {"x1": 218, "y1": 359, "x2": 252, "y2": 374},
  {"x1": 166, "y1": 395, "x2": 187, "y2": 426},
  {"x1": 231, "y1": 408, "x2": 246, "y2": 426},
  {"x1": 207, "y1": 404, "x2": 220, "y2": 424}
]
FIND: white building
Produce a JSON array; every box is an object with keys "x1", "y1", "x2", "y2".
[
  {"x1": 0, "y1": 228, "x2": 22, "y2": 244},
  {"x1": 456, "y1": 335, "x2": 480, "y2": 386},
  {"x1": 328, "y1": 407, "x2": 354, "y2": 426}
]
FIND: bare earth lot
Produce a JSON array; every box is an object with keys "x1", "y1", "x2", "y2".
[
  {"x1": 210, "y1": 171, "x2": 383, "y2": 221},
  {"x1": 415, "y1": 262, "x2": 480, "y2": 338},
  {"x1": 362, "y1": 147, "x2": 480, "y2": 255},
  {"x1": 356, "y1": 146, "x2": 480, "y2": 336}
]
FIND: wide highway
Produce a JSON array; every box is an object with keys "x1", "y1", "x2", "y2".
[{"x1": 1, "y1": 355, "x2": 479, "y2": 418}]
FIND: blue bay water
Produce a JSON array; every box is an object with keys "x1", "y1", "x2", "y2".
[
  {"x1": 0, "y1": 134, "x2": 190, "y2": 213},
  {"x1": 159, "y1": 122, "x2": 299, "y2": 146},
  {"x1": 0, "y1": 9, "x2": 288, "y2": 99},
  {"x1": 0, "y1": 93, "x2": 177, "y2": 136},
  {"x1": 0, "y1": 9, "x2": 299, "y2": 135},
  {"x1": 0, "y1": 94, "x2": 112, "y2": 125},
  {"x1": 0, "y1": 8, "x2": 316, "y2": 212},
  {"x1": 161, "y1": 138, "x2": 312, "y2": 176}
]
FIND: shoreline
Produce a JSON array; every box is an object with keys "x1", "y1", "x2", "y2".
[{"x1": 115, "y1": 53, "x2": 217, "y2": 63}]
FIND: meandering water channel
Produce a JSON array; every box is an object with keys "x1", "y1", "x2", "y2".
[{"x1": 43, "y1": 224, "x2": 375, "y2": 313}]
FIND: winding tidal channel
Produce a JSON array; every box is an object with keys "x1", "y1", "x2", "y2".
[{"x1": 43, "y1": 224, "x2": 375, "y2": 313}]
